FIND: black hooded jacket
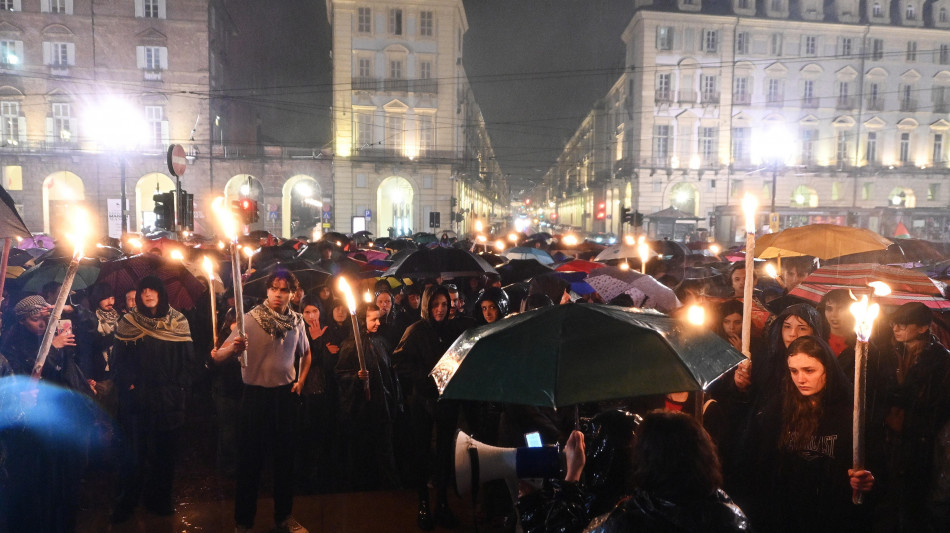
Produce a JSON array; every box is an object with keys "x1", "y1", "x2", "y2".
[
  {"x1": 392, "y1": 286, "x2": 459, "y2": 400},
  {"x1": 111, "y1": 276, "x2": 196, "y2": 431}
]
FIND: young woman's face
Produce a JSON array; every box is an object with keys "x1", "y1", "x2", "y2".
[
  {"x1": 782, "y1": 315, "x2": 814, "y2": 347},
  {"x1": 892, "y1": 322, "x2": 930, "y2": 343},
  {"x1": 302, "y1": 305, "x2": 320, "y2": 324},
  {"x1": 332, "y1": 305, "x2": 348, "y2": 324},
  {"x1": 429, "y1": 294, "x2": 449, "y2": 322},
  {"x1": 787, "y1": 352, "x2": 827, "y2": 397},
  {"x1": 722, "y1": 312, "x2": 742, "y2": 337},
  {"x1": 824, "y1": 300, "x2": 854, "y2": 336},
  {"x1": 731, "y1": 269, "x2": 746, "y2": 296},
  {"x1": 480, "y1": 301, "x2": 500, "y2": 324}
]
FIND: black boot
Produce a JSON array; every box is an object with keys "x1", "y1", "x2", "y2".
[
  {"x1": 434, "y1": 500, "x2": 459, "y2": 529},
  {"x1": 417, "y1": 492, "x2": 434, "y2": 531}
]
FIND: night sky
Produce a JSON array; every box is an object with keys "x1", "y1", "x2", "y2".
[{"x1": 224, "y1": 0, "x2": 634, "y2": 191}]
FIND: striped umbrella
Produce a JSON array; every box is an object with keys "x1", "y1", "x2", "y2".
[{"x1": 789, "y1": 263, "x2": 950, "y2": 309}]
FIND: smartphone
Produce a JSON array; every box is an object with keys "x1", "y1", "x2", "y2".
[
  {"x1": 525, "y1": 431, "x2": 542, "y2": 448},
  {"x1": 56, "y1": 319, "x2": 72, "y2": 335}
]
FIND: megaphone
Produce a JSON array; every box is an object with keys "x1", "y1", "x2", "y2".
[{"x1": 454, "y1": 430, "x2": 561, "y2": 504}]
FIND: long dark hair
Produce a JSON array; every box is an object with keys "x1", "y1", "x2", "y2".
[
  {"x1": 780, "y1": 336, "x2": 850, "y2": 451},
  {"x1": 420, "y1": 285, "x2": 451, "y2": 324},
  {"x1": 713, "y1": 299, "x2": 743, "y2": 340},
  {"x1": 818, "y1": 289, "x2": 857, "y2": 344},
  {"x1": 135, "y1": 275, "x2": 170, "y2": 317},
  {"x1": 632, "y1": 410, "x2": 723, "y2": 502}
]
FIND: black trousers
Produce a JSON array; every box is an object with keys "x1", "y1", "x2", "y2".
[
  {"x1": 115, "y1": 416, "x2": 179, "y2": 514},
  {"x1": 234, "y1": 384, "x2": 296, "y2": 528}
]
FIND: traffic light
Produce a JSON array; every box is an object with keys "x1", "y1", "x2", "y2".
[
  {"x1": 620, "y1": 206, "x2": 631, "y2": 224},
  {"x1": 153, "y1": 192, "x2": 174, "y2": 230},
  {"x1": 595, "y1": 202, "x2": 606, "y2": 220},
  {"x1": 232, "y1": 198, "x2": 259, "y2": 225}
]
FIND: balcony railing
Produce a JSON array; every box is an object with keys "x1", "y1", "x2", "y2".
[
  {"x1": 677, "y1": 90, "x2": 696, "y2": 103},
  {"x1": 352, "y1": 77, "x2": 378, "y2": 91},
  {"x1": 802, "y1": 96, "x2": 820, "y2": 108},
  {"x1": 836, "y1": 96, "x2": 855, "y2": 110},
  {"x1": 766, "y1": 94, "x2": 784, "y2": 107},
  {"x1": 701, "y1": 92, "x2": 720, "y2": 104},
  {"x1": 655, "y1": 89, "x2": 672, "y2": 103},
  {"x1": 49, "y1": 64, "x2": 69, "y2": 76},
  {"x1": 900, "y1": 99, "x2": 918, "y2": 112},
  {"x1": 143, "y1": 69, "x2": 162, "y2": 81},
  {"x1": 733, "y1": 92, "x2": 751, "y2": 105},
  {"x1": 411, "y1": 78, "x2": 438, "y2": 94},
  {"x1": 383, "y1": 78, "x2": 409, "y2": 92},
  {"x1": 866, "y1": 98, "x2": 885, "y2": 111}
]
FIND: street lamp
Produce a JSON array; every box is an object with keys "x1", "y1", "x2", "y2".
[{"x1": 85, "y1": 98, "x2": 148, "y2": 234}]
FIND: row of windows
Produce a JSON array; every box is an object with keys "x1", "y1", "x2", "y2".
[
  {"x1": 657, "y1": 26, "x2": 950, "y2": 63},
  {"x1": 650, "y1": 124, "x2": 948, "y2": 167},
  {"x1": 356, "y1": 7, "x2": 434, "y2": 38},
  {"x1": 352, "y1": 113, "x2": 436, "y2": 155},
  {"x1": 0, "y1": 0, "x2": 165, "y2": 17},
  {"x1": 355, "y1": 56, "x2": 433, "y2": 81},
  {"x1": 661, "y1": 0, "x2": 948, "y2": 23},
  {"x1": 657, "y1": 73, "x2": 950, "y2": 111},
  {"x1": 0, "y1": 40, "x2": 168, "y2": 71},
  {"x1": 0, "y1": 101, "x2": 167, "y2": 147}
]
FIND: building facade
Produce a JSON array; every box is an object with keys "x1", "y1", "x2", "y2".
[
  {"x1": 0, "y1": 0, "x2": 333, "y2": 241},
  {"x1": 546, "y1": 0, "x2": 950, "y2": 243},
  {"x1": 327, "y1": 0, "x2": 507, "y2": 238}
]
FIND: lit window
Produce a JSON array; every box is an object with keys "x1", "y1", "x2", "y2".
[{"x1": 0, "y1": 40, "x2": 20, "y2": 65}]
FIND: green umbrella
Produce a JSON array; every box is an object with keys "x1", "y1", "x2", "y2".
[
  {"x1": 14, "y1": 257, "x2": 102, "y2": 293},
  {"x1": 431, "y1": 303, "x2": 744, "y2": 408}
]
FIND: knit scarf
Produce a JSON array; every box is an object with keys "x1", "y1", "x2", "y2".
[
  {"x1": 115, "y1": 307, "x2": 193, "y2": 343},
  {"x1": 249, "y1": 304, "x2": 302, "y2": 339},
  {"x1": 96, "y1": 308, "x2": 121, "y2": 336}
]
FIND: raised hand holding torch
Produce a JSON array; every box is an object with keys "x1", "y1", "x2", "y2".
[
  {"x1": 213, "y1": 197, "x2": 247, "y2": 367},
  {"x1": 33, "y1": 207, "x2": 90, "y2": 379},
  {"x1": 849, "y1": 292, "x2": 881, "y2": 504},
  {"x1": 338, "y1": 276, "x2": 370, "y2": 400}
]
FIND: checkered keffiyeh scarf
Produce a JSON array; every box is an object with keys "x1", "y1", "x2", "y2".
[{"x1": 249, "y1": 304, "x2": 302, "y2": 339}]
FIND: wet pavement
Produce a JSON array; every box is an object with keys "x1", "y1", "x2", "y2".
[{"x1": 74, "y1": 388, "x2": 507, "y2": 533}]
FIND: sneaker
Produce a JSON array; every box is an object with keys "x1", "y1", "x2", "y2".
[{"x1": 275, "y1": 516, "x2": 308, "y2": 533}]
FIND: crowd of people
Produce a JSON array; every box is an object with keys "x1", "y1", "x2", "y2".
[{"x1": 0, "y1": 238, "x2": 949, "y2": 533}]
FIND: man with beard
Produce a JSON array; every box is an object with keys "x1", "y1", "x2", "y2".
[
  {"x1": 216, "y1": 270, "x2": 312, "y2": 533},
  {"x1": 80, "y1": 283, "x2": 120, "y2": 415}
]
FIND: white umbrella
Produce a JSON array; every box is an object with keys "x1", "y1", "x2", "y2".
[
  {"x1": 585, "y1": 267, "x2": 681, "y2": 314},
  {"x1": 502, "y1": 246, "x2": 555, "y2": 265}
]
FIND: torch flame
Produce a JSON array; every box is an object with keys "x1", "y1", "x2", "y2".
[
  {"x1": 338, "y1": 277, "x2": 357, "y2": 315},
  {"x1": 508, "y1": 233, "x2": 518, "y2": 243},
  {"x1": 765, "y1": 263, "x2": 778, "y2": 279},
  {"x1": 709, "y1": 244, "x2": 721, "y2": 256},
  {"x1": 494, "y1": 240, "x2": 505, "y2": 251},
  {"x1": 686, "y1": 304, "x2": 705, "y2": 326},
  {"x1": 202, "y1": 256, "x2": 214, "y2": 280},
  {"x1": 476, "y1": 235, "x2": 487, "y2": 243},
  {"x1": 170, "y1": 249, "x2": 184, "y2": 262},
  {"x1": 850, "y1": 295, "x2": 880, "y2": 343},
  {"x1": 563, "y1": 234, "x2": 578, "y2": 246},
  {"x1": 624, "y1": 235, "x2": 635, "y2": 246},
  {"x1": 242, "y1": 246, "x2": 254, "y2": 258},
  {"x1": 66, "y1": 207, "x2": 92, "y2": 259},
  {"x1": 869, "y1": 281, "x2": 892, "y2": 296},
  {"x1": 619, "y1": 262, "x2": 630, "y2": 271},
  {"x1": 742, "y1": 194, "x2": 758, "y2": 234},
  {"x1": 212, "y1": 196, "x2": 239, "y2": 242},
  {"x1": 363, "y1": 289, "x2": 373, "y2": 303},
  {"x1": 475, "y1": 220, "x2": 484, "y2": 233}
]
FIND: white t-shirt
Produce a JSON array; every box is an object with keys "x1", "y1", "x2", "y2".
[{"x1": 225, "y1": 313, "x2": 309, "y2": 388}]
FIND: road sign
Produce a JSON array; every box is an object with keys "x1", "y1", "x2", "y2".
[
  {"x1": 364, "y1": 209, "x2": 372, "y2": 220},
  {"x1": 167, "y1": 144, "x2": 187, "y2": 177},
  {"x1": 769, "y1": 212, "x2": 780, "y2": 232}
]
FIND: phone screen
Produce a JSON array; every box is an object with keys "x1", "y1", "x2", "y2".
[
  {"x1": 57, "y1": 319, "x2": 72, "y2": 335},
  {"x1": 525, "y1": 432, "x2": 542, "y2": 448}
]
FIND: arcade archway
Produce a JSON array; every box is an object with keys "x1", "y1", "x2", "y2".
[
  {"x1": 134, "y1": 173, "x2": 175, "y2": 231},
  {"x1": 281, "y1": 175, "x2": 321, "y2": 239},
  {"x1": 42, "y1": 171, "x2": 85, "y2": 237},
  {"x1": 377, "y1": 176, "x2": 414, "y2": 237}
]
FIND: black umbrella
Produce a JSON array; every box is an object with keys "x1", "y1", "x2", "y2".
[
  {"x1": 243, "y1": 259, "x2": 332, "y2": 298},
  {"x1": 497, "y1": 259, "x2": 554, "y2": 285},
  {"x1": 431, "y1": 304, "x2": 744, "y2": 408},
  {"x1": 0, "y1": 183, "x2": 30, "y2": 239},
  {"x1": 383, "y1": 247, "x2": 497, "y2": 279}
]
